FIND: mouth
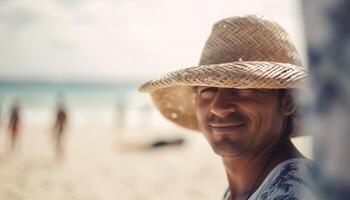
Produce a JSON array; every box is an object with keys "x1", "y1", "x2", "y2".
[{"x1": 209, "y1": 123, "x2": 245, "y2": 134}]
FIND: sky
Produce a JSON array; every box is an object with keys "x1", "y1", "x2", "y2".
[{"x1": 0, "y1": 0, "x2": 305, "y2": 82}]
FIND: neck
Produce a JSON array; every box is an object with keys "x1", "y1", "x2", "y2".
[{"x1": 222, "y1": 139, "x2": 303, "y2": 199}]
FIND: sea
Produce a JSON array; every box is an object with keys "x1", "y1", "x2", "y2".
[{"x1": 0, "y1": 81, "x2": 168, "y2": 130}]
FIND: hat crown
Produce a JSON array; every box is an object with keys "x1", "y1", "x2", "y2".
[{"x1": 199, "y1": 15, "x2": 302, "y2": 66}]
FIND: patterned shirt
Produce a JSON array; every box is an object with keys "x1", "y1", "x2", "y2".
[{"x1": 223, "y1": 158, "x2": 315, "y2": 200}]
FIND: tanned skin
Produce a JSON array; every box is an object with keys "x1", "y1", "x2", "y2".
[{"x1": 195, "y1": 87, "x2": 304, "y2": 199}]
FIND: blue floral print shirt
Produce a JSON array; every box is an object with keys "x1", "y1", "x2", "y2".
[{"x1": 223, "y1": 158, "x2": 315, "y2": 200}]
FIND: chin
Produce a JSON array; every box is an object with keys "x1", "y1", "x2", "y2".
[{"x1": 211, "y1": 139, "x2": 247, "y2": 158}]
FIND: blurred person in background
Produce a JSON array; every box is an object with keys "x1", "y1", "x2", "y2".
[
  {"x1": 139, "y1": 103, "x2": 152, "y2": 129},
  {"x1": 53, "y1": 99, "x2": 68, "y2": 160},
  {"x1": 8, "y1": 99, "x2": 21, "y2": 154},
  {"x1": 116, "y1": 98, "x2": 126, "y2": 131},
  {"x1": 0, "y1": 96, "x2": 2, "y2": 127},
  {"x1": 140, "y1": 15, "x2": 315, "y2": 199}
]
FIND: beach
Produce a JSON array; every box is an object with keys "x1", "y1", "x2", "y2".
[
  {"x1": 0, "y1": 83, "x2": 312, "y2": 200},
  {"x1": 0, "y1": 122, "x2": 311, "y2": 200},
  {"x1": 0, "y1": 122, "x2": 229, "y2": 200}
]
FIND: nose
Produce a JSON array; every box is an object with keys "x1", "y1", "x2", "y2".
[{"x1": 210, "y1": 89, "x2": 237, "y2": 118}]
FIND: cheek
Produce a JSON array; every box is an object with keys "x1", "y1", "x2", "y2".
[
  {"x1": 246, "y1": 106, "x2": 275, "y2": 132},
  {"x1": 196, "y1": 108, "x2": 208, "y2": 131},
  {"x1": 251, "y1": 107, "x2": 282, "y2": 136},
  {"x1": 195, "y1": 101, "x2": 211, "y2": 132}
]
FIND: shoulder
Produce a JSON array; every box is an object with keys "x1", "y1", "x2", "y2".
[{"x1": 253, "y1": 158, "x2": 315, "y2": 200}]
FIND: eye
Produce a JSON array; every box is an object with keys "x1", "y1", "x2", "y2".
[{"x1": 197, "y1": 87, "x2": 218, "y2": 99}]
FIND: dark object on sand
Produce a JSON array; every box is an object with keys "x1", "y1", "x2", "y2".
[{"x1": 149, "y1": 138, "x2": 185, "y2": 149}]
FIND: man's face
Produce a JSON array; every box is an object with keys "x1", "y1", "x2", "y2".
[{"x1": 195, "y1": 87, "x2": 289, "y2": 158}]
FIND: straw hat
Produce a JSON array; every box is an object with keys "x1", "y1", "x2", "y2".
[{"x1": 139, "y1": 15, "x2": 307, "y2": 132}]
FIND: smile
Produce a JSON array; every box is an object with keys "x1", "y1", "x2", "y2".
[{"x1": 209, "y1": 123, "x2": 245, "y2": 134}]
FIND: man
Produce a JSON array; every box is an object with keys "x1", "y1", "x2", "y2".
[
  {"x1": 140, "y1": 15, "x2": 313, "y2": 199},
  {"x1": 8, "y1": 99, "x2": 21, "y2": 153},
  {"x1": 53, "y1": 100, "x2": 68, "y2": 160}
]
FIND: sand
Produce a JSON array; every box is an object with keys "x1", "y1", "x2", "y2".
[{"x1": 0, "y1": 124, "x2": 312, "y2": 200}]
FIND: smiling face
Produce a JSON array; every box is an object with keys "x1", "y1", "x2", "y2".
[{"x1": 195, "y1": 87, "x2": 293, "y2": 158}]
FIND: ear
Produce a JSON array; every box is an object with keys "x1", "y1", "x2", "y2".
[{"x1": 280, "y1": 90, "x2": 297, "y2": 116}]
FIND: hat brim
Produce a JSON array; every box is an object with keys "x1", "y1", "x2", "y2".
[
  {"x1": 139, "y1": 61, "x2": 308, "y2": 135},
  {"x1": 139, "y1": 61, "x2": 307, "y2": 92}
]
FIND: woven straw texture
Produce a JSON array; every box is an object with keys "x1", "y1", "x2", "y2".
[{"x1": 139, "y1": 15, "x2": 308, "y2": 133}]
